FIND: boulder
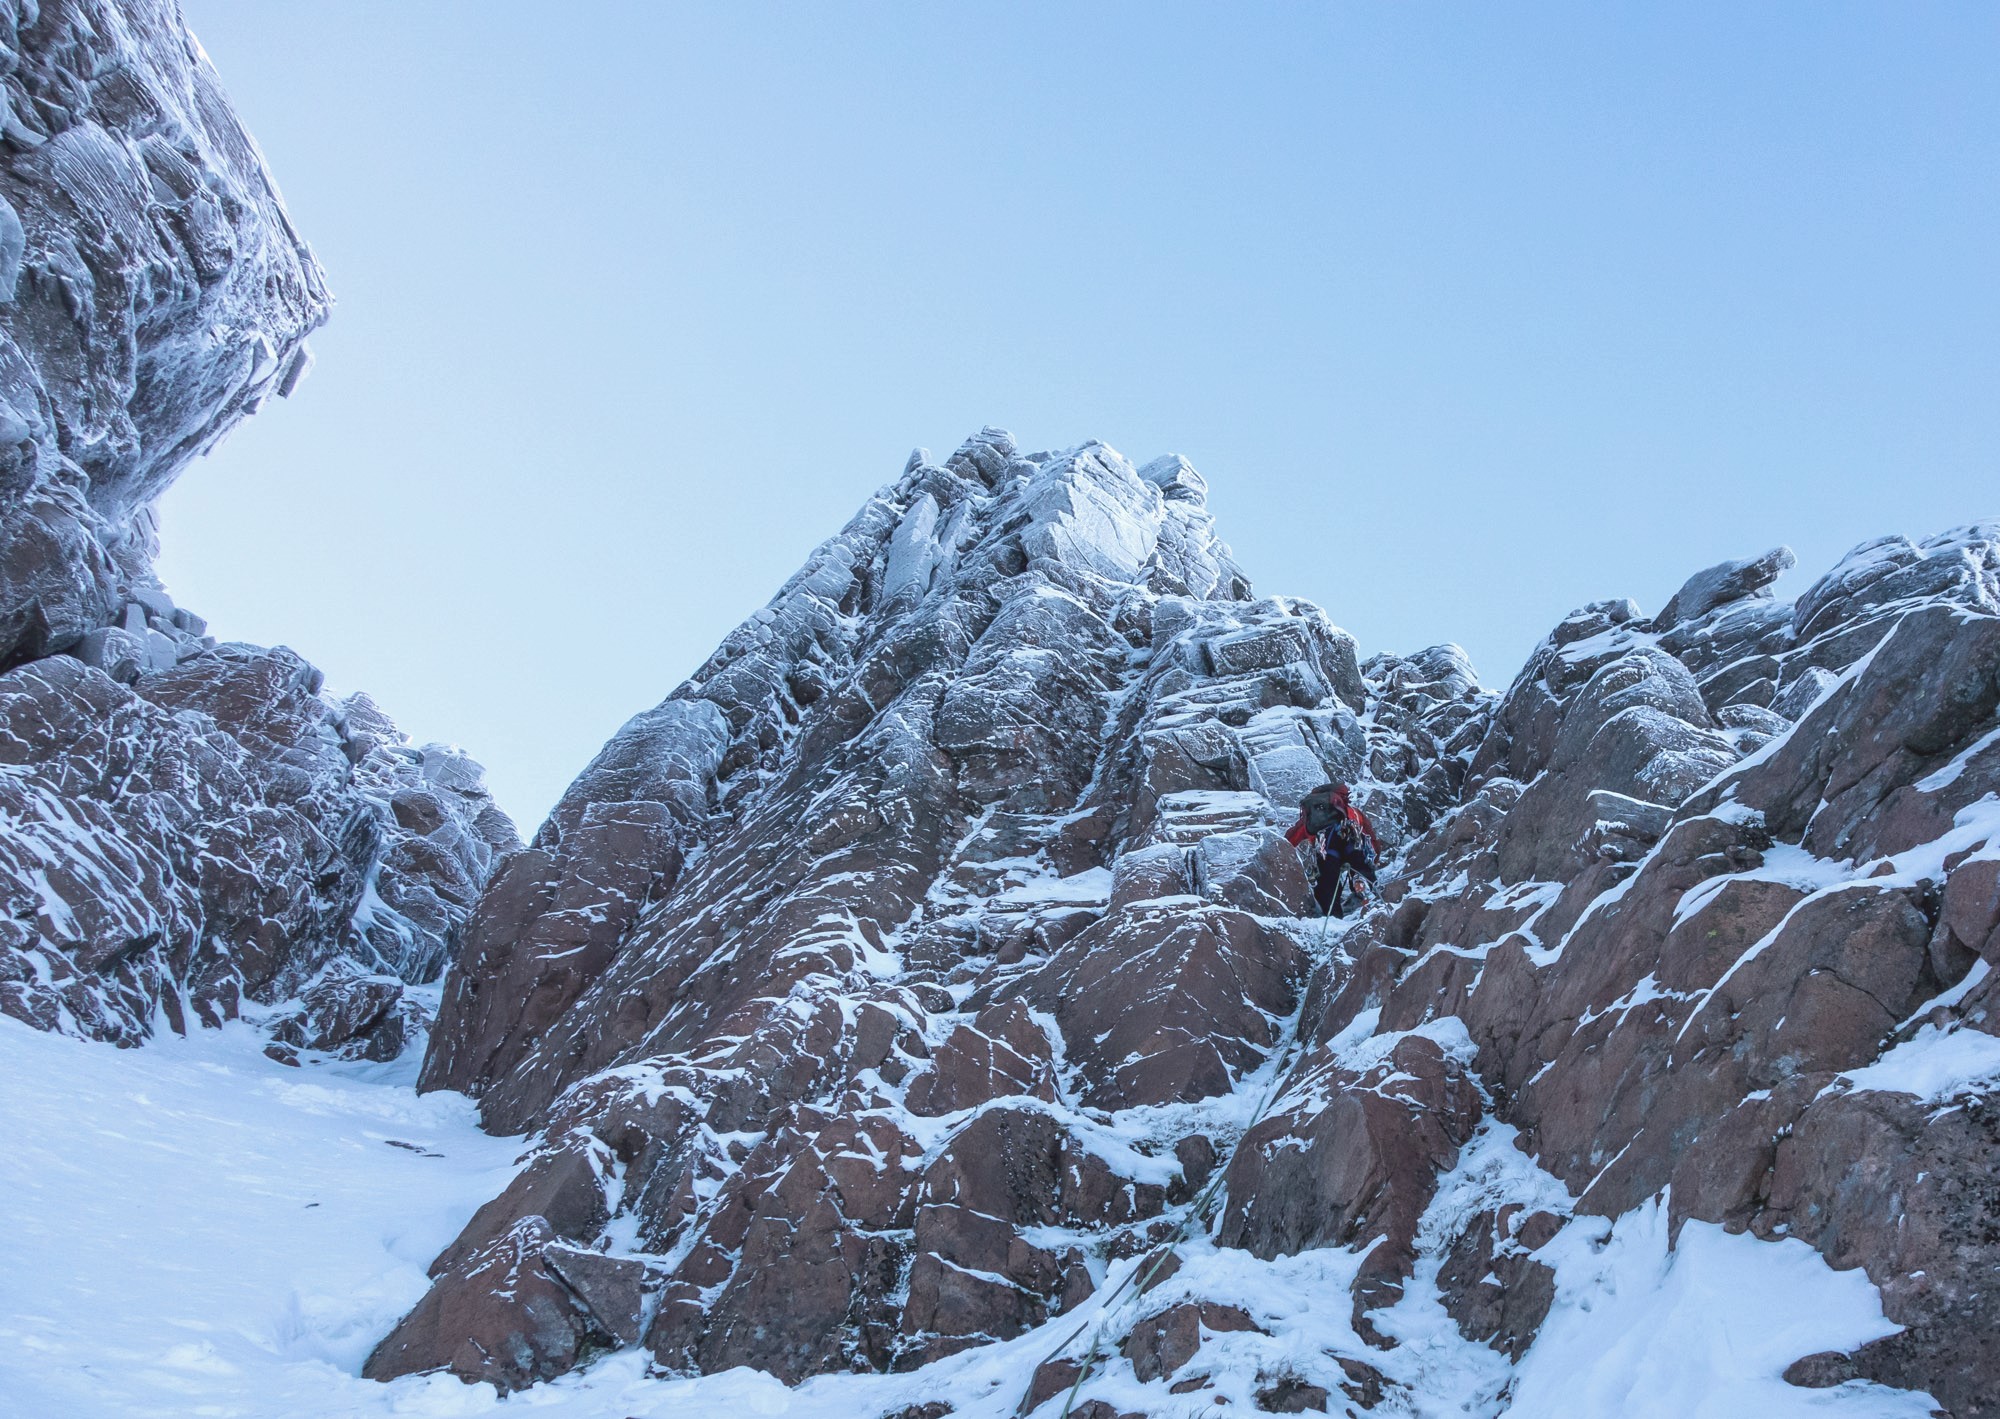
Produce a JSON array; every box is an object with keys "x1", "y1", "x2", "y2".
[
  {"x1": 363, "y1": 1218, "x2": 607, "y2": 1393},
  {"x1": 1121, "y1": 1300, "x2": 1262, "y2": 1381},
  {"x1": 1007, "y1": 903, "x2": 1304, "y2": 1109},
  {"x1": 1219, "y1": 1030, "x2": 1483, "y2": 1344},
  {"x1": 1655, "y1": 546, "x2": 1796, "y2": 627}
]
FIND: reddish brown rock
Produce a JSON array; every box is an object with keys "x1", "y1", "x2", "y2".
[
  {"x1": 1121, "y1": 1301, "x2": 1262, "y2": 1381},
  {"x1": 1436, "y1": 1205, "x2": 1562, "y2": 1360},
  {"x1": 265, "y1": 961, "x2": 410, "y2": 1061},
  {"x1": 655, "y1": 1112, "x2": 922, "y2": 1380},
  {"x1": 376, "y1": 467, "x2": 2000, "y2": 1416},
  {"x1": 904, "y1": 1000, "x2": 1058, "y2": 1115},
  {"x1": 1254, "y1": 1374, "x2": 1331, "y2": 1413},
  {"x1": 1007, "y1": 902, "x2": 1305, "y2": 1110},
  {"x1": 363, "y1": 1218, "x2": 607, "y2": 1393},
  {"x1": 1717, "y1": 604, "x2": 2000, "y2": 864},
  {"x1": 1749, "y1": 1085, "x2": 2000, "y2": 1419},
  {"x1": 1783, "y1": 1350, "x2": 1860, "y2": 1388},
  {"x1": 1023, "y1": 1357, "x2": 1084, "y2": 1411},
  {"x1": 1069, "y1": 1404, "x2": 1145, "y2": 1419},
  {"x1": 1219, "y1": 1034, "x2": 1482, "y2": 1266},
  {"x1": 0, "y1": 648, "x2": 512, "y2": 1046},
  {"x1": 541, "y1": 1244, "x2": 651, "y2": 1348},
  {"x1": 918, "y1": 1106, "x2": 1166, "y2": 1232},
  {"x1": 1514, "y1": 881, "x2": 1933, "y2": 1220},
  {"x1": 428, "y1": 1141, "x2": 611, "y2": 1280},
  {"x1": 1940, "y1": 854, "x2": 2000, "y2": 968},
  {"x1": 1332, "y1": 1354, "x2": 1395, "y2": 1409}
]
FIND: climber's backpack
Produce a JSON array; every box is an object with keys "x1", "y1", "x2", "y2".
[{"x1": 1300, "y1": 784, "x2": 1346, "y2": 835}]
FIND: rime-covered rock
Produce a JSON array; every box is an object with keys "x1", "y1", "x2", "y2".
[
  {"x1": 390, "y1": 426, "x2": 2000, "y2": 1417},
  {"x1": 0, "y1": 645, "x2": 516, "y2": 1044},
  {"x1": 0, "y1": 4, "x2": 513, "y2": 1048},
  {"x1": 394, "y1": 434, "x2": 1397, "y2": 1384},
  {"x1": 0, "y1": 0, "x2": 328, "y2": 671}
]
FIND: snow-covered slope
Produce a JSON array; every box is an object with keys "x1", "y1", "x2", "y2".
[{"x1": 0, "y1": 959, "x2": 1934, "y2": 1419}]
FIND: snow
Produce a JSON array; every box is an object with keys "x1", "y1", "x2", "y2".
[
  {"x1": 1675, "y1": 794, "x2": 2000, "y2": 1046},
  {"x1": 1826, "y1": 1021, "x2": 2000, "y2": 1106},
  {"x1": 880, "y1": 491, "x2": 943, "y2": 601},
  {"x1": 1915, "y1": 724, "x2": 2000, "y2": 793},
  {"x1": 990, "y1": 866, "x2": 1113, "y2": 906},
  {"x1": 1510, "y1": 1201, "x2": 1936, "y2": 1418},
  {"x1": 1331, "y1": 1013, "x2": 1478, "y2": 1075},
  {"x1": 1038, "y1": 1124, "x2": 1940, "y2": 1419},
  {"x1": 0, "y1": 1014, "x2": 525, "y2": 1418},
  {"x1": 0, "y1": 934, "x2": 1950, "y2": 1419},
  {"x1": 1672, "y1": 839, "x2": 1852, "y2": 928}
]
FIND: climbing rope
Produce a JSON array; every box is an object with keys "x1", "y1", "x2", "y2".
[
  {"x1": 1018, "y1": 892, "x2": 1341, "y2": 1418},
  {"x1": 1016, "y1": 851, "x2": 1357, "y2": 1417}
]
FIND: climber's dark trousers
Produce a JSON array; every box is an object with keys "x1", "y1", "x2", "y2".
[{"x1": 1314, "y1": 847, "x2": 1377, "y2": 916}]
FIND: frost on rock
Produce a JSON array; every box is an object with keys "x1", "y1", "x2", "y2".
[
  {"x1": 0, "y1": 11, "x2": 1993, "y2": 1406},
  {"x1": 381, "y1": 460, "x2": 2000, "y2": 1418},
  {"x1": 0, "y1": 4, "x2": 515, "y2": 1055},
  {"x1": 0, "y1": 647, "x2": 519, "y2": 1049},
  {"x1": 0, "y1": 0, "x2": 330, "y2": 671}
]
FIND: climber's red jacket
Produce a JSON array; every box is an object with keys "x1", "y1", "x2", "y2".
[{"x1": 1285, "y1": 801, "x2": 1378, "y2": 854}]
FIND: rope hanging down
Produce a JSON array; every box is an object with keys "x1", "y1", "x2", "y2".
[{"x1": 1015, "y1": 886, "x2": 1338, "y2": 1418}]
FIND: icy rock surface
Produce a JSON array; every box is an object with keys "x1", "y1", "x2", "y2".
[
  {"x1": 0, "y1": 645, "x2": 519, "y2": 1048},
  {"x1": 0, "y1": 0, "x2": 328, "y2": 671},
  {"x1": 0, "y1": 3, "x2": 515, "y2": 1056},
  {"x1": 397, "y1": 429, "x2": 1444, "y2": 1389},
  {"x1": 393, "y1": 446, "x2": 1999, "y2": 1417}
]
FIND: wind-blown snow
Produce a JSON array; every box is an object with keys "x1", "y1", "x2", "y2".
[
  {"x1": 0, "y1": 1013, "x2": 524, "y2": 1418},
  {"x1": 1827, "y1": 1021, "x2": 2000, "y2": 1106}
]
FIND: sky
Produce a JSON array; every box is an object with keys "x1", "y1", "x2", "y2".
[{"x1": 160, "y1": 1, "x2": 2000, "y2": 834}]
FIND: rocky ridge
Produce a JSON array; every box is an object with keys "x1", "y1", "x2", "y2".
[
  {"x1": 0, "y1": 1, "x2": 517, "y2": 1057},
  {"x1": 0, "y1": 5, "x2": 1992, "y2": 1415},
  {"x1": 375, "y1": 427, "x2": 1999, "y2": 1415}
]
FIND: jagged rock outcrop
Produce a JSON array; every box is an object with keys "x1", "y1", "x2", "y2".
[
  {"x1": 0, "y1": 0, "x2": 328, "y2": 672},
  {"x1": 0, "y1": 3, "x2": 516, "y2": 1051},
  {"x1": 0, "y1": 7, "x2": 1983, "y2": 1410},
  {"x1": 1285, "y1": 523, "x2": 2000, "y2": 1416},
  {"x1": 0, "y1": 637, "x2": 519, "y2": 1049},
  {"x1": 384, "y1": 430, "x2": 1433, "y2": 1390},
  {"x1": 387, "y1": 426, "x2": 1998, "y2": 1417}
]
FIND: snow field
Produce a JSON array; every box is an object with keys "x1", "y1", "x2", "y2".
[{"x1": 0, "y1": 1009, "x2": 1944, "y2": 1418}]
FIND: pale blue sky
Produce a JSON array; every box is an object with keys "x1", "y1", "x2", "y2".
[{"x1": 162, "y1": 2, "x2": 1999, "y2": 832}]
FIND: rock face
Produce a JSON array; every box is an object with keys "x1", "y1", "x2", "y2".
[
  {"x1": 2, "y1": 10, "x2": 1988, "y2": 1413},
  {"x1": 0, "y1": 3, "x2": 515, "y2": 1052},
  {"x1": 1281, "y1": 525, "x2": 2000, "y2": 1417},
  {"x1": 386, "y1": 430, "x2": 1442, "y2": 1391},
  {"x1": 0, "y1": 0, "x2": 328, "y2": 673},
  {"x1": 387, "y1": 436, "x2": 2000, "y2": 1418},
  {"x1": 0, "y1": 596, "x2": 519, "y2": 1053}
]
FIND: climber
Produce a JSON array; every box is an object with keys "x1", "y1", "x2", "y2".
[{"x1": 1285, "y1": 781, "x2": 1379, "y2": 918}]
